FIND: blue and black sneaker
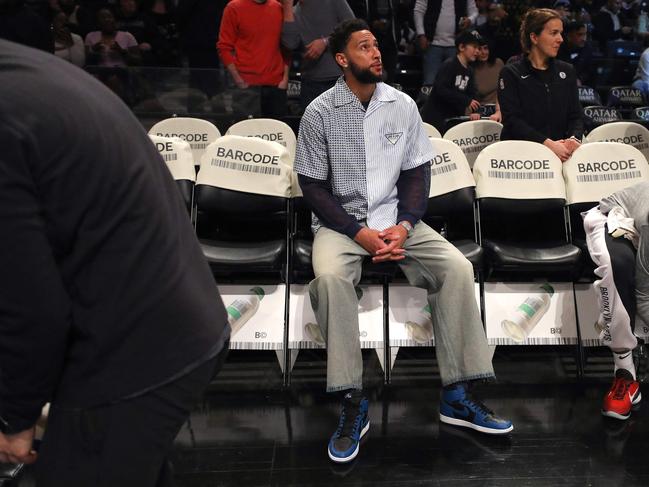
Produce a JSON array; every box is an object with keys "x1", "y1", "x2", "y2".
[
  {"x1": 328, "y1": 390, "x2": 370, "y2": 463},
  {"x1": 439, "y1": 383, "x2": 513, "y2": 434}
]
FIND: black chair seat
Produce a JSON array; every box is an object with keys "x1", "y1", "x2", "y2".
[
  {"x1": 0, "y1": 462, "x2": 23, "y2": 481},
  {"x1": 294, "y1": 239, "x2": 313, "y2": 271},
  {"x1": 483, "y1": 240, "x2": 581, "y2": 268},
  {"x1": 452, "y1": 239, "x2": 483, "y2": 268},
  {"x1": 200, "y1": 239, "x2": 285, "y2": 266}
]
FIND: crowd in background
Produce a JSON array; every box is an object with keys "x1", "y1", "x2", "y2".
[{"x1": 2, "y1": 0, "x2": 649, "y2": 115}]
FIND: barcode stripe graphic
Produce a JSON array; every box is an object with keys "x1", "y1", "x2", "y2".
[
  {"x1": 431, "y1": 163, "x2": 457, "y2": 177},
  {"x1": 162, "y1": 153, "x2": 178, "y2": 162},
  {"x1": 576, "y1": 171, "x2": 642, "y2": 182},
  {"x1": 582, "y1": 339, "x2": 603, "y2": 347},
  {"x1": 359, "y1": 341, "x2": 385, "y2": 348},
  {"x1": 210, "y1": 158, "x2": 281, "y2": 176},
  {"x1": 487, "y1": 171, "x2": 554, "y2": 180},
  {"x1": 229, "y1": 341, "x2": 283, "y2": 350},
  {"x1": 389, "y1": 339, "x2": 436, "y2": 347},
  {"x1": 464, "y1": 145, "x2": 490, "y2": 154},
  {"x1": 290, "y1": 341, "x2": 326, "y2": 349},
  {"x1": 488, "y1": 337, "x2": 578, "y2": 345},
  {"x1": 190, "y1": 143, "x2": 208, "y2": 150}
]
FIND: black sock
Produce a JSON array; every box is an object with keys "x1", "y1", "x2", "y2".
[{"x1": 341, "y1": 388, "x2": 363, "y2": 406}]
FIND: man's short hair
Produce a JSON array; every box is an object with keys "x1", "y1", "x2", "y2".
[
  {"x1": 329, "y1": 18, "x2": 371, "y2": 57},
  {"x1": 565, "y1": 20, "x2": 586, "y2": 34}
]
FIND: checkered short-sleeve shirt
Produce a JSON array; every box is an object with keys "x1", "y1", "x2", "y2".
[{"x1": 294, "y1": 77, "x2": 435, "y2": 233}]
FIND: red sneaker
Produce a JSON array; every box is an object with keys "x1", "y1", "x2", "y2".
[{"x1": 602, "y1": 369, "x2": 641, "y2": 420}]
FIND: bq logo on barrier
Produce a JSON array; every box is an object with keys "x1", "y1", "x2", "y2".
[
  {"x1": 487, "y1": 159, "x2": 554, "y2": 180},
  {"x1": 155, "y1": 132, "x2": 210, "y2": 150},
  {"x1": 452, "y1": 133, "x2": 500, "y2": 155},
  {"x1": 576, "y1": 159, "x2": 642, "y2": 182},
  {"x1": 430, "y1": 152, "x2": 458, "y2": 176},
  {"x1": 583, "y1": 107, "x2": 620, "y2": 123}
]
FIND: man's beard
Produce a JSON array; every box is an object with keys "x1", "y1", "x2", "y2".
[{"x1": 348, "y1": 59, "x2": 383, "y2": 84}]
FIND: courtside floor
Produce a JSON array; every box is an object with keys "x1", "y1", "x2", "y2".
[{"x1": 168, "y1": 346, "x2": 649, "y2": 487}]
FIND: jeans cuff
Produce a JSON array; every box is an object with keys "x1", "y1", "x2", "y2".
[{"x1": 441, "y1": 372, "x2": 496, "y2": 387}]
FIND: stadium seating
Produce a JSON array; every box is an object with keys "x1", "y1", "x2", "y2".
[
  {"x1": 473, "y1": 141, "x2": 581, "y2": 279},
  {"x1": 443, "y1": 120, "x2": 502, "y2": 168}
]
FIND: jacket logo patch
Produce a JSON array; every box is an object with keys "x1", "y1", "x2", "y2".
[
  {"x1": 559, "y1": 71, "x2": 566, "y2": 79},
  {"x1": 385, "y1": 132, "x2": 403, "y2": 145}
]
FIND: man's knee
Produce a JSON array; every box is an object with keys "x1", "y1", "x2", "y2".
[
  {"x1": 309, "y1": 273, "x2": 354, "y2": 298},
  {"x1": 446, "y1": 249, "x2": 474, "y2": 276}
]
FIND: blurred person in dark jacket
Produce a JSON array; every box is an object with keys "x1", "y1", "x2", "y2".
[{"x1": 0, "y1": 39, "x2": 229, "y2": 486}]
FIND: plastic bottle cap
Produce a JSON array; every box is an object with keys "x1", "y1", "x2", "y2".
[
  {"x1": 250, "y1": 287, "x2": 265, "y2": 299},
  {"x1": 540, "y1": 283, "x2": 555, "y2": 296}
]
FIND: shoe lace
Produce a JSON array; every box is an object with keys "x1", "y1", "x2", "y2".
[
  {"x1": 612, "y1": 377, "x2": 631, "y2": 401},
  {"x1": 464, "y1": 392, "x2": 495, "y2": 417},
  {"x1": 335, "y1": 405, "x2": 361, "y2": 439}
]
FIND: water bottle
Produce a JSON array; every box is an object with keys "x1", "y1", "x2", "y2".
[
  {"x1": 501, "y1": 284, "x2": 554, "y2": 342},
  {"x1": 226, "y1": 287, "x2": 265, "y2": 335},
  {"x1": 405, "y1": 304, "x2": 434, "y2": 344}
]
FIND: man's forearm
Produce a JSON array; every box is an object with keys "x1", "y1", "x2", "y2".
[
  {"x1": 226, "y1": 63, "x2": 245, "y2": 86},
  {"x1": 396, "y1": 163, "x2": 431, "y2": 226},
  {"x1": 298, "y1": 174, "x2": 362, "y2": 239}
]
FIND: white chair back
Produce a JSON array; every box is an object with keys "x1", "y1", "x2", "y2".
[
  {"x1": 226, "y1": 118, "x2": 297, "y2": 161},
  {"x1": 149, "y1": 135, "x2": 196, "y2": 181},
  {"x1": 427, "y1": 138, "x2": 476, "y2": 197},
  {"x1": 422, "y1": 122, "x2": 442, "y2": 139},
  {"x1": 563, "y1": 142, "x2": 649, "y2": 204},
  {"x1": 443, "y1": 120, "x2": 503, "y2": 168},
  {"x1": 585, "y1": 121, "x2": 649, "y2": 162},
  {"x1": 149, "y1": 117, "x2": 221, "y2": 164},
  {"x1": 473, "y1": 140, "x2": 566, "y2": 199},
  {"x1": 197, "y1": 135, "x2": 292, "y2": 198}
]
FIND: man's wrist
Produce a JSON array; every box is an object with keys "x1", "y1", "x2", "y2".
[{"x1": 398, "y1": 220, "x2": 414, "y2": 236}]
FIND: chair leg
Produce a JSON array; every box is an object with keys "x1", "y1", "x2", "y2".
[
  {"x1": 572, "y1": 282, "x2": 586, "y2": 380},
  {"x1": 383, "y1": 276, "x2": 391, "y2": 385}
]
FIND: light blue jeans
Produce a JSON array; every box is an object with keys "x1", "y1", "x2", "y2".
[
  {"x1": 422, "y1": 45, "x2": 457, "y2": 86},
  {"x1": 309, "y1": 222, "x2": 495, "y2": 392}
]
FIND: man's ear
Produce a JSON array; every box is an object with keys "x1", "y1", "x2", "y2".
[{"x1": 335, "y1": 52, "x2": 348, "y2": 68}]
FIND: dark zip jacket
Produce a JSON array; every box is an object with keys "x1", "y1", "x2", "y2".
[{"x1": 498, "y1": 56, "x2": 583, "y2": 143}]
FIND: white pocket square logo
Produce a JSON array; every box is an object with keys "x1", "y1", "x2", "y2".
[{"x1": 385, "y1": 132, "x2": 403, "y2": 145}]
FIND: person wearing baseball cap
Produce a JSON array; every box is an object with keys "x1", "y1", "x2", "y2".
[{"x1": 422, "y1": 29, "x2": 482, "y2": 133}]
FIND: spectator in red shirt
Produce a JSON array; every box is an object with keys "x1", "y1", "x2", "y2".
[{"x1": 217, "y1": 0, "x2": 290, "y2": 118}]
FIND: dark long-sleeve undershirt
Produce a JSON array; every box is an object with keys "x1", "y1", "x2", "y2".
[{"x1": 298, "y1": 162, "x2": 431, "y2": 239}]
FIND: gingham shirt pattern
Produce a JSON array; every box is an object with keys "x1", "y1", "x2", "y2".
[{"x1": 294, "y1": 77, "x2": 435, "y2": 233}]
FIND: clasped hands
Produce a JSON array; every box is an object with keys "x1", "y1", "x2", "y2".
[
  {"x1": 354, "y1": 225, "x2": 408, "y2": 263},
  {"x1": 0, "y1": 427, "x2": 37, "y2": 465}
]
